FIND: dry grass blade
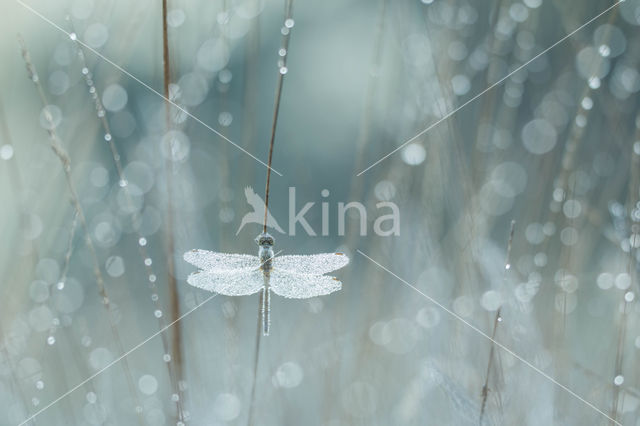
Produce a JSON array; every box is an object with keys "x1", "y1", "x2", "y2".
[
  {"x1": 160, "y1": 1, "x2": 186, "y2": 421},
  {"x1": 65, "y1": 14, "x2": 187, "y2": 422},
  {"x1": 479, "y1": 220, "x2": 515, "y2": 423},
  {"x1": 17, "y1": 36, "x2": 145, "y2": 426}
]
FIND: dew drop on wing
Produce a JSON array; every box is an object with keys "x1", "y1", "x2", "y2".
[
  {"x1": 273, "y1": 253, "x2": 349, "y2": 275},
  {"x1": 269, "y1": 269, "x2": 342, "y2": 299},
  {"x1": 183, "y1": 250, "x2": 258, "y2": 272},
  {"x1": 186, "y1": 269, "x2": 264, "y2": 296}
]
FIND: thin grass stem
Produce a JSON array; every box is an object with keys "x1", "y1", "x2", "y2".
[{"x1": 18, "y1": 36, "x2": 145, "y2": 426}]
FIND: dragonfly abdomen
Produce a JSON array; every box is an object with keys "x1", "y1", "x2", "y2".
[{"x1": 261, "y1": 274, "x2": 271, "y2": 336}]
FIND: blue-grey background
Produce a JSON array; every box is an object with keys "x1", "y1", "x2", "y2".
[{"x1": 1, "y1": 0, "x2": 639, "y2": 425}]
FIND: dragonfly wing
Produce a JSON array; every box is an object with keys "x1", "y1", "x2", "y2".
[
  {"x1": 273, "y1": 253, "x2": 349, "y2": 275},
  {"x1": 183, "y1": 249, "x2": 258, "y2": 272},
  {"x1": 270, "y1": 269, "x2": 342, "y2": 299},
  {"x1": 186, "y1": 268, "x2": 264, "y2": 296}
]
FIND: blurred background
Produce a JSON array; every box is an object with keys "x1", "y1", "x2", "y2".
[{"x1": 1, "y1": 0, "x2": 640, "y2": 424}]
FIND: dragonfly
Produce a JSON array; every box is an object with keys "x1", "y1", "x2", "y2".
[{"x1": 183, "y1": 232, "x2": 349, "y2": 335}]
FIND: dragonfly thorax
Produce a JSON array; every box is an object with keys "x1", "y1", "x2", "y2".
[{"x1": 256, "y1": 232, "x2": 275, "y2": 269}]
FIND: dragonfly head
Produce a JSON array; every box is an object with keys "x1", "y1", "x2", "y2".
[{"x1": 255, "y1": 232, "x2": 274, "y2": 247}]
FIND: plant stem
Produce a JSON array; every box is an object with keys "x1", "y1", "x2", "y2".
[
  {"x1": 249, "y1": 2, "x2": 294, "y2": 423},
  {"x1": 479, "y1": 220, "x2": 515, "y2": 424},
  {"x1": 263, "y1": 0, "x2": 294, "y2": 233},
  {"x1": 161, "y1": 1, "x2": 186, "y2": 421},
  {"x1": 18, "y1": 36, "x2": 145, "y2": 426},
  {"x1": 66, "y1": 15, "x2": 187, "y2": 422}
]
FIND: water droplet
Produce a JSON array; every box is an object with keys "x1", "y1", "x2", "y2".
[
  {"x1": 217, "y1": 11, "x2": 229, "y2": 25},
  {"x1": 598, "y1": 44, "x2": 611, "y2": 57},
  {"x1": 154, "y1": 310, "x2": 162, "y2": 318},
  {"x1": 481, "y1": 290, "x2": 503, "y2": 311},
  {"x1": 105, "y1": 256, "x2": 125, "y2": 278},
  {"x1": 144, "y1": 258, "x2": 152, "y2": 266},
  {"x1": 46, "y1": 336, "x2": 55, "y2": 345},
  {"x1": 509, "y1": 3, "x2": 529, "y2": 22},
  {"x1": 84, "y1": 23, "x2": 108, "y2": 49},
  {"x1": 213, "y1": 393, "x2": 241, "y2": 421},
  {"x1": 453, "y1": 296, "x2": 474, "y2": 317},
  {"x1": 374, "y1": 180, "x2": 396, "y2": 201},
  {"x1": 35, "y1": 380, "x2": 44, "y2": 390},
  {"x1": 522, "y1": 119, "x2": 557, "y2": 155},
  {"x1": 86, "y1": 392, "x2": 97, "y2": 403},
  {"x1": 163, "y1": 353, "x2": 171, "y2": 362},
  {"x1": 29, "y1": 280, "x2": 50, "y2": 303},
  {"x1": 90, "y1": 166, "x2": 109, "y2": 187},
  {"x1": 89, "y1": 347, "x2": 113, "y2": 370},
  {"x1": 401, "y1": 143, "x2": 426, "y2": 166},
  {"x1": 161, "y1": 130, "x2": 191, "y2": 162},
  {"x1": 0, "y1": 144, "x2": 14, "y2": 160},
  {"x1": 168, "y1": 9, "x2": 186, "y2": 27},
  {"x1": 104, "y1": 133, "x2": 112, "y2": 142},
  {"x1": 279, "y1": 66, "x2": 288, "y2": 75},
  {"x1": 272, "y1": 362, "x2": 304, "y2": 388},
  {"x1": 576, "y1": 46, "x2": 610, "y2": 79},
  {"x1": 102, "y1": 84, "x2": 127, "y2": 112},
  {"x1": 196, "y1": 39, "x2": 230, "y2": 73},
  {"x1": 451, "y1": 74, "x2": 470, "y2": 95},
  {"x1": 176, "y1": 73, "x2": 209, "y2": 106},
  {"x1": 616, "y1": 273, "x2": 631, "y2": 290},
  {"x1": 138, "y1": 237, "x2": 147, "y2": 246},
  {"x1": 415, "y1": 307, "x2": 440, "y2": 328},
  {"x1": 218, "y1": 112, "x2": 233, "y2": 127},
  {"x1": 534, "y1": 252, "x2": 547, "y2": 267},
  {"x1": 28, "y1": 306, "x2": 53, "y2": 332},
  {"x1": 138, "y1": 374, "x2": 158, "y2": 395},
  {"x1": 218, "y1": 69, "x2": 232, "y2": 84},
  {"x1": 614, "y1": 375, "x2": 624, "y2": 386},
  {"x1": 563, "y1": 199, "x2": 582, "y2": 219}
]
